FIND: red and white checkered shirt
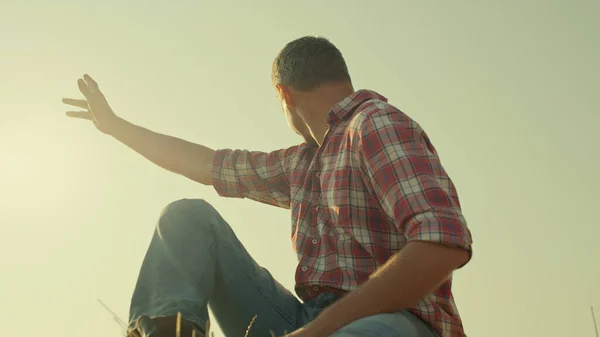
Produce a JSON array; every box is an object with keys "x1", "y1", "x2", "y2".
[{"x1": 212, "y1": 89, "x2": 473, "y2": 337}]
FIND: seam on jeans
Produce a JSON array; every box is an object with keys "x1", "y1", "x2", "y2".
[
  {"x1": 192, "y1": 199, "x2": 299, "y2": 329},
  {"x1": 160, "y1": 224, "x2": 218, "y2": 308},
  {"x1": 221, "y1": 233, "x2": 298, "y2": 328},
  {"x1": 192, "y1": 239, "x2": 217, "y2": 294}
]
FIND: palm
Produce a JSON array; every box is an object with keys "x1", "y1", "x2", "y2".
[{"x1": 63, "y1": 74, "x2": 117, "y2": 134}]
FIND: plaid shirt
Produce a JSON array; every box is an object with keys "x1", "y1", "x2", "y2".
[{"x1": 212, "y1": 90, "x2": 473, "y2": 337}]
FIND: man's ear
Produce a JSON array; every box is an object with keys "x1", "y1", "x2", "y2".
[{"x1": 276, "y1": 83, "x2": 294, "y2": 107}]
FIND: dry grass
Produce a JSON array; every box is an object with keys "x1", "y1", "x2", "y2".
[
  {"x1": 173, "y1": 312, "x2": 283, "y2": 337},
  {"x1": 100, "y1": 300, "x2": 283, "y2": 337}
]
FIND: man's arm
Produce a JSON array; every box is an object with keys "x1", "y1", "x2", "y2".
[
  {"x1": 294, "y1": 242, "x2": 468, "y2": 337},
  {"x1": 291, "y1": 106, "x2": 472, "y2": 337},
  {"x1": 108, "y1": 116, "x2": 301, "y2": 207},
  {"x1": 63, "y1": 75, "x2": 216, "y2": 185},
  {"x1": 211, "y1": 146, "x2": 303, "y2": 208},
  {"x1": 106, "y1": 116, "x2": 215, "y2": 185},
  {"x1": 64, "y1": 75, "x2": 299, "y2": 206}
]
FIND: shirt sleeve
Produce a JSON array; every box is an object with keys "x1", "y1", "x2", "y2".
[
  {"x1": 211, "y1": 145, "x2": 303, "y2": 209},
  {"x1": 356, "y1": 105, "x2": 473, "y2": 261}
]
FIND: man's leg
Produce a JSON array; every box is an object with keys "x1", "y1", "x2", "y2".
[
  {"x1": 328, "y1": 312, "x2": 439, "y2": 337},
  {"x1": 128, "y1": 199, "x2": 303, "y2": 337}
]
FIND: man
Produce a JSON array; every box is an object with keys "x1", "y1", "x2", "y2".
[{"x1": 63, "y1": 36, "x2": 473, "y2": 337}]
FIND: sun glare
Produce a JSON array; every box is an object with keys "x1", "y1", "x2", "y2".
[{"x1": 0, "y1": 149, "x2": 31, "y2": 181}]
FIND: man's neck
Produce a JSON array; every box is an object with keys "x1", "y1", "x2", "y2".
[{"x1": 301, "y1": 84, "x2": 354, "y2": 146}]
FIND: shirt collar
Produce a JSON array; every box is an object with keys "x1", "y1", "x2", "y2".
[{"x1": 326, "y1": 89, "x2": 388, "y2": 124}]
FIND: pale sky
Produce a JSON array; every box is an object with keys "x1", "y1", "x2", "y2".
[{"x1": 1, "y1": 1, "x2": 599, "y2": 336}]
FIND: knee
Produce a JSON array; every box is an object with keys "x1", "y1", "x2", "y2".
[
  {"x1": 159, "y1": 198, "x2": 213, "y2": 217},
  {"x1": 157, "y1": 199, "x2": 218, "y2": 236}
]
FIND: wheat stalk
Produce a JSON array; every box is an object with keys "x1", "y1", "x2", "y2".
[
  {"x1": 101, "y1": 303, "x2": 265, "y2": 337},
  {"x1": 244, "y1": 315, "x2": 257, "y2": 337},
  {"x1": 176, "y1": 313, "x2": 182, "y2": 337}
]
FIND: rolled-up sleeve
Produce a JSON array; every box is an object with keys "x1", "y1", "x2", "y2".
[
  {"x1": 211, "y1": 145, "x2": 302, "y2": 209},
  {"x1": 356, "y1": 106, "x2": 473, "y2": 261}
]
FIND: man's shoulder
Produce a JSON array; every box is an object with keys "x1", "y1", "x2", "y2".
[{"x1": 348, "y1": 98, "x2": 416, "y2": 135}]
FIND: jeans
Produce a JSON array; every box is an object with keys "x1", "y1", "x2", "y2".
[{"x1": 128, "y1": 199, "x2": 438, "y2": 337}]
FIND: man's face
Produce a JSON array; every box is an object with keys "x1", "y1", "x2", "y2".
[{"x1": 277, "y1": 86, "x2": 314, "y2": 144}]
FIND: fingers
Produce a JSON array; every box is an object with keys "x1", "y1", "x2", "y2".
[
  {"x1": 78, "y1": 77, "x2": 94, "y2": 98},
  {"x1": 79, "y1": 74, "x2": 107, "y2": 103},
  {"x1": 64, "y1": 75, "x2": 105, "y2": 122},
  {"x1": 83, "y1": 74, "x2": 99, "y2": 91},
  {"x1": 68, "y1": 74, "x2": 108, "y2": 119},
  {"x1": 66, "y1": 111, "x2": 93, "y2": 120},
  {"x1": 62, "y1": 98, "x2": 89, "y2": 109}
]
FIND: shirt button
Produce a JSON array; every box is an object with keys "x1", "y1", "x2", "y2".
[
  {"x1": 311, "y1": 239, "x2": 318, "y2": 244},
  {"x1": 301, "y1": 266, "x2": 308, "y2": 272},
  {"x1": 312, "y1": 285, "x2": 319, "y2": 291}
]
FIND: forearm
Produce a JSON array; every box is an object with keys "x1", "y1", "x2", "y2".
[
  {"x1": 302, "y1": 241, "x2": 469, "y2": 337},
  {"x1": 107, "y1": 117, "x2": 215, "y2": 185}
]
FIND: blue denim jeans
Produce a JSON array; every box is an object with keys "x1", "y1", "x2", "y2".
[{"x1": 128, "y1": 199, "x2": 438, "y2": 337}]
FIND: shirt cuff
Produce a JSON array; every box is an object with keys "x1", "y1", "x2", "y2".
[{"x1": 405, "y1": 211, "x2": 473, "y2": 267}]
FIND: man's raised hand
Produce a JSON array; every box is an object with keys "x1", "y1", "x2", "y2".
[{"x1": 63, "y1": 74, "x2": 119, "y2": 134}]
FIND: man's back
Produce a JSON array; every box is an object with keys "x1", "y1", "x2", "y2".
[{"x1": 212, "y1": 89, "x2": 472, "y2": 337}]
